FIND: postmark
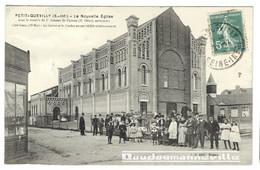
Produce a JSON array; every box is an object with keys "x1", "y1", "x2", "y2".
[{"x1": 207, "y1": 10, "x2": 246, "y2": 70}]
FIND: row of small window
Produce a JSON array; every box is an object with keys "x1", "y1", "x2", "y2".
[
  {"x1": 114, "y1": 49, "x2": 127, "y2": 63},
  {"x1": 87, "y1": 63, "x2": 93, "y2": 73},
  {"x1": 138, "y1": 25, "x2": 152, "y2": 41},
  {"x1": 60, "y1": 67, "x2": 149, "y2": 97},
  {"x1": 99, "y1": 56, "x2": 108, "y2": 69},
  {"x1": 72, "y1": 71, "x2": 81, "y2": 78},
  {"x1": 138, "y1": 40, "x2": 150, "y2": 60},
  {"x1": 31, "y1": 105, "x2": 38, "y2": 116},
  {"x1": 61, "y1": 86, "x2": 71, "y2": 97},
  {"x1": 60, "y1": 84, "x2": 80, "y2": 97},
  {"x1": 191, "y1": 51, "x2": 200, "y2": 68},
  {"x1": 99, "y1": 65, "x2": 148, "y2": 91},
  {"x1": 191, "y1": 38, "x2": 200, "y2": 52},
  {"x1": 97, "y1": 48, "x2": 108, "y2": 58},
  {"x1": 112, "y1": 40, "x2": 126, "y2": 51},
  {"x1": 220, "y1": 107, "x2": 250, "y2": 117}
]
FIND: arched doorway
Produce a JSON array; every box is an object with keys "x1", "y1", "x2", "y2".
[
  {"x1": 139, "y1": 93, "x2": 149, "y2": 114},
  {"x1": 53, "y1": 107, "x2": 60, "y2": 120}
]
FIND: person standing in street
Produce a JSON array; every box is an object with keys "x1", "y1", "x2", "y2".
[
  {"x1": 119, "y1": 121, "x2": 127, "y2": 144},
  {"x1": 79, "y1": 113, "x2": 86, "y2": 136},
  {"x1": 186, "y1": 115, "x2": 196, "y2": 148},
  {"x1": 220, "y1": 118, "x2": 232, "y2": 149},
  {"x1": 181, "y1": 104, "x2": 191, "y2": 120},
  {"x1": 178, "y1": 115, "x2": 187, "y2": 146},
  {"x1": 168, "y1": 118, "x2": 178, "y2": 146},
  {"x1": 92, "y1": 115, "x2": 98, "y2": 136},
  {"x1": 192, "y1": 114, "x2": 207, "y2": 149},
  {"x1": 98, "y1": 114, "x2": 104, "y2": 136},
  {"x1": 208, "y1": 116, "x2": 220, "y2": 149},
  {"x1": 107, "y1": 120, "x2": 114, "y2": 144},
  {"x1": 121, "y1": 112, "x2": 126, "y2": 124},
  {"x1": 230, "y1": 122, "x2": 241, "y2": 151},
  {"x1": 105, "y1": 114, "x2": 111, "y2": 136}
]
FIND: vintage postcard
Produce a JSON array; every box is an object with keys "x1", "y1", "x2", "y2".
[{"x1": 4, "y1": 6, "x2": 253, "y2": 165}]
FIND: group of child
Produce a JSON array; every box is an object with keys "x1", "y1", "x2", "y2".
[{"x1": 220, "y1": 119, "x2": 241, "y2": 151}]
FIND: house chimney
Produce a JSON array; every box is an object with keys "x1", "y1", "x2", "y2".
[{"x1": 235, "y1": 85, "x2": 240, "y2": 90}]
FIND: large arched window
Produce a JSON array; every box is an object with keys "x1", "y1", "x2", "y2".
[
  {"x1": 124, "y1": 66, "x2": 127, "y2": 86},
  {"x1": 118, "y1": 68, "x2": 122, "y2": 87},
  {"x1": 89, "y1": 78, "x2": 92, "y2": 94},
  {"x1": 101, "y1": 74, "x2": 105, "y2": 91},
  {"x1": 193, "y1": 73, "x2": 198, "y2": 90},
  {"x1": 141, "y1": 65, "x2": 147, "y2": 85}
]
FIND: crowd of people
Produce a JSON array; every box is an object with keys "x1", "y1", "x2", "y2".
[{"x1": 79, "y1": 110, "x2": 241, "y2": 151}]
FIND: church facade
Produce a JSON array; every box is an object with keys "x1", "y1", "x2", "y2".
[{"x1": 58, "y1": 8, "x2": 207, "y2": 120}]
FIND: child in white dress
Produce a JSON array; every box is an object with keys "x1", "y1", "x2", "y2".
[
  {"x1": 220, "y1": 118, "x2": 232, "y2": 149},
  {"x1": 129, "y1": 123, "x2": 137, "y2": 142},
  {"x1": 230, "y1": 122, "x2": 241, "y2": 151}
]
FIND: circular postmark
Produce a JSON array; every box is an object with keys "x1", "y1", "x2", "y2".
[{"x1": 207, "y1": 21, "x2": 246, "y2": 70}]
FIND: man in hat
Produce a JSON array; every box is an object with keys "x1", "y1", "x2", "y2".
[
  {"x1": 192, "y1": 114, "x2": 207, "y2": 149},
  {"x1": 170, "y1": 110, "x2": 177, "y2": 118},
  {"x1": 92, "y1": 115, "x2": 98, "y2": 136},
  {"x1": 217, "y1": 113, "x2": 226, "y2": 123},
  {"x1": 98, "y1": 114, "x2": 104, "y2": 136},
  {"x1": 121, "y1": 112, "x2": 126, "y2": 124},
  {"x1": 105, "y1": 114, "x2": 111, "y2": 136},
  {"x1": 107, "y1": 120, "x2": 114, "y2": 144},
  {"x1": 181, "y1": 104, "x2": 192, "y2": 120},
  {"x1": 186, "y1": 115, "x2": 196, "y2": 147},
  {"x1": 176, "y1": 113, "x2": 182, "y2": 143},
  {"x1": 79, "y1": 113, "x2": 86, "y2": 136},
  {"x1": 208, "y1": 116, "x2": 220, "y2": 149},
  {"x1": 158, "y1": 115, "x2": 166, "y2": 127},
  {"x1": 119, "y1": 121, "x2": 127, "y2": 144},
  {"x1": 154, "y1": 115, "x2": 160, "y2": 126}
]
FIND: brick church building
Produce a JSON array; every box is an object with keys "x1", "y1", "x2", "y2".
[{"x1": 57, "y1": 7, "x2": 207, "y2": 120}]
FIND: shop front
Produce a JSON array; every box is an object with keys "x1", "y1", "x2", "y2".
[{"x1": 5, "y1": 43, "x2": 30, "y2": 162}]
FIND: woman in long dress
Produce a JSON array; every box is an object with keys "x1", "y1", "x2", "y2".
[
  {"x1": 168, "y1": 118, "x2": 178, "y2": 146},
  {"x1": 129, "y1": 123, "x2": 137, "y2": 142},
  {"x1": 178, "y1": 116, "x2": 187, "y2": 146},
  {"x1": 230, "y1": 122, "x2": 241, "y2": 151},
  {"x1": 136, "y1": 123, "x2": 143, "y2": 143},
  {"x1": 220, "y1": 118, "x2": 232, "y2": 149}
]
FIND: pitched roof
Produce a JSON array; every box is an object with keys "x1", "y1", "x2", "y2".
[
  {"x1": 221, "y1": 87, "x2": 252, "y2": 95},
  {"x1": 207, "y1": 73, "x2": 216, "y2": 86},
  {"x1": 214, "y1": 93, "x2": 252, "y2": 106}
]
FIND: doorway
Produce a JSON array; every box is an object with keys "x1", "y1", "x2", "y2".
[
  {"x1": 166, "y1": 102, "x2": 177, "y2": 117},
  {"x1": 140, "y1": 102, "x2": 147, "y2": 114},
  {"x1": 53, "y1": 107, "x2": 60, "y2": 120}
]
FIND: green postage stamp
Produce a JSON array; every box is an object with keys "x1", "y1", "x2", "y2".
[
  {"x1": 208, "y1": 10, "x2": 247, "y2": 70},
  {"x1": 209, "y1": 10, "x2": 246, "y2": 55}
]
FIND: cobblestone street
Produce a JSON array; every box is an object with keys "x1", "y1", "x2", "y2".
[{"x1": 15, "y1": 127, "x2": 252, "y2": 165}]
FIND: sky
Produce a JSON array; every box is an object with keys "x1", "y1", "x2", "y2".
[{"x1": 5, "y1": 6, "x2": 253, "y2": 97}]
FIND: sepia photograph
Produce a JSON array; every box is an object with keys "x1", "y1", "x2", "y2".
[{"x1": 4, "y1": 6, "x2": 253, "y2": 165}]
